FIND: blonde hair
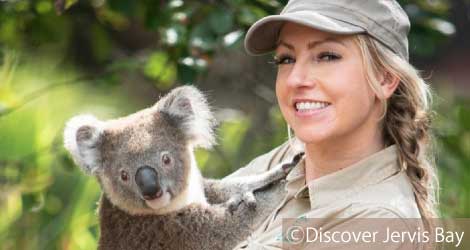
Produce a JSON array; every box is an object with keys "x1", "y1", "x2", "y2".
[{"x1": 353, "y1": 34, "x2": 439, "y2": 219}]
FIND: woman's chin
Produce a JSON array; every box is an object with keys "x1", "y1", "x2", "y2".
[{"x1": 293, "y1": 127, "x2": 333, "y2": 145}]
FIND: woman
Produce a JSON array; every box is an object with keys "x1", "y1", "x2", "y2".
[{"x1": 227, "y1": 0, "x2": 438, "y2": 249}]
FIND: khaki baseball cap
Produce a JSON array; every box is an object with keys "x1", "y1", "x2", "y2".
[{"x1": 245, "y1": 0, "x2": 411, "y2": 60}]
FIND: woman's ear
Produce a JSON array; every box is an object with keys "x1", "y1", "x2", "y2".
[{"x1": 380, "y1": 72, "x2": 400, "y2": 99}]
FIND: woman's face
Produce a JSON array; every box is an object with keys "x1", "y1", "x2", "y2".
[{"x1": 275, "y1": 22, "x2": 381, "y2": 145}]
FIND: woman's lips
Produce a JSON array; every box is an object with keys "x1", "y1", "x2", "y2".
[{"x1": 293, "y1": 100, "x2": 331, "y2": 117}]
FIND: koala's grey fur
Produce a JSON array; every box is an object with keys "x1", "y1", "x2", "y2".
[{"x1": 63, "y1": 86, "x2": 295, "y2": 250}]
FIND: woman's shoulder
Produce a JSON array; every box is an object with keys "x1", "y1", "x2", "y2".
[
  {"x1": 345, "y1": 171, "x2": 422, "y2": 219},
  {"x1": 223, "y1": 141, "x2": 295, "y2": 179}
]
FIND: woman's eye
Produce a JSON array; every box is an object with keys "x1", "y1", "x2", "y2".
[
  {"x1": 318, "y1": 52, "x2": 342, "y2": 62},
  {"x1": 273, "y1": 55, "x2": 295, "y2": 65}
]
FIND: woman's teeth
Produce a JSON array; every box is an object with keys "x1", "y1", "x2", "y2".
[{"x1": 295, "y1": 101, "x2": 330, "y2": 112}]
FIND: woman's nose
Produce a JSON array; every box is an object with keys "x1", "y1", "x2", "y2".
[{"x1": 285, "y1": 61, "x2": 316, "y2": 88}]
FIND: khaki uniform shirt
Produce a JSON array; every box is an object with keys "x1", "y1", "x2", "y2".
[{"x1": 227, "y1": 143, "x2": 422, "y2": 250}]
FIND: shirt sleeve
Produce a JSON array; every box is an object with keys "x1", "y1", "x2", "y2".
[{"x1": 223, "y1": 141, "x2": 293, "y2": 179}]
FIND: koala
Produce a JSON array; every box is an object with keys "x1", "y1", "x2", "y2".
[{"x1": 63, "y1": 86, "x2": 300, "y2": 250}]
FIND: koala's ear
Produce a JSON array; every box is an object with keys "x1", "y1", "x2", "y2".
[
  {"x1": 63, "y1": 114, "x2": 105, "y2": 175},
  {"x1": 158, "y1": 86, "x2": 217, "y2": 149}
]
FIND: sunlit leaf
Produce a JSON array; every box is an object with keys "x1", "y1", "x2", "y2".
[
  {"x1": 143, "y1": 52, "x2": 177, "y2": 89},
  {"x1": 223, "y1": 30, "x2": 244, "y2": 48},
  {"x1": 36, "y1": 1, "x2": 53, "y2": 14},
  {"x1": 427, "y1": 17, "x2": 456, "y2": 36},
  {"x1": 15, "y1": 1, "x2": 30, "y2": 12},
  {"x1": 194, "y1": 148, "x2": 211, "y2": 171},
  {"x1": 65, "y1": 0, "x2": 79, "y2": 9},
  {"x1": 219, "y1": 118, "x2": 250, "y2": 157},
  {"x1": 161, "y1": 24, "x2": 187, "y2": 46},
  {"x1": 0, "y1": 188, "x2": 23, "y2": 235}
]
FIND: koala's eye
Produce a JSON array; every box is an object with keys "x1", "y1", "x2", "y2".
[
  {"x1": 162, "y1": 152, "x2": 172, "y2": 166},
  {"x1": 120, "y1": 170, "x2": 129, "y2": 182}
]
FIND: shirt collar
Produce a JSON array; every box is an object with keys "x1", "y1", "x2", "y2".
[
  {"x1": 308, "y1": 145, "x2": 400, "y2": 209},
  {"x1": 284, "y1": 145, "x2": 401, "y2": 208}
]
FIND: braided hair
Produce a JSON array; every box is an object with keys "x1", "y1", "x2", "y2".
[{"x1": 354, "y1": 34, "x2": 439, "y2": 220}]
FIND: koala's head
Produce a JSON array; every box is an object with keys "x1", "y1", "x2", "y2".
[{"x1": 63, "y1": 86, "x2": 216, "y2": 215}]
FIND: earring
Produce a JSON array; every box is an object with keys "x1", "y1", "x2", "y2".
[{"x1": 287, "y1": 125, "x2": 305, "y2": 153}]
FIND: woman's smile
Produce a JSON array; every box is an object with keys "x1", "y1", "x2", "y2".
[{"x1": 292, "y1": 98, "x2": 332, "y2": 117}]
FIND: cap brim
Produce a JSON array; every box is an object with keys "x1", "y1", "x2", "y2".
[{"x1": 245, "y1": 11, "x2": 365, "y2": 56}]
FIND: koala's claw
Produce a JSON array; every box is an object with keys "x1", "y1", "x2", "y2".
[
  {"x1": 282, "y1": 152, "x2": 305, "y2": 173},
  {"x1": 227, "y1": 198, "x2": 242, "y2": 215},
  {"x1": 281, "y1": 162, "x2": 296, "y2": 173},
  {"x1": 226, "y1": 192, "x2": 257, "y2": 215},
  {"x1": 244, "y1": 192, "x2": 257, "y2": 209}
]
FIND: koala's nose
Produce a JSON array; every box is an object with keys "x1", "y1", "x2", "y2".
[{"x1": 135, "y1": 166, "x2": 162, "y2": 200}]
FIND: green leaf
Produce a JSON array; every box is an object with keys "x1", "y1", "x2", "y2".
[
  {"x1": 36, "y1": 1, "x2": 53, "y2": 14},
  {"x1": 209, "y1": 8, "x2": 234, "y2": 35},
  {"x1": 0, "y1": 189, "x2": 22, "y2": 235},
  {"x1": 194, "y1": 148, "x2": 211, "y2": 171},
  {"x1": 223, "y1": 30, "x2": 244, "y2": 48},
  {"x1": 190, "y1": 22, "x2": 217, "y2": 51},
  {"x1": 143, "y1": 52, "x2": 177, "y2": 89},
  {"x1": 219, "y1": 118, "x2": 250, "y2": 157},
  {"x1": 238, "y1": 5, "x2": 268, "y2": 26},
  {"x1": 255, "y1": 0, "x2": 282, "y2": 8},
  {"x1": 177, "y1": 63, "x2": 197, "y2": 84},
  {"x1": 65, "y1": 0, "x2": 79, "y2": 9},
  {"x1": 458, "y1": 104, "x2": 470, "y2": 131},
  {"x1": 90, "y1": 24, "x2": 112, "y2": 62},
  {"x1": 106, "y1": 58, "x2": 141, "y2": 72},
  {"x1": 108, "y1": 0, "x2": 136, "y2": 16},
  {"x1": 161, "y1": 24, "x2": 187, "y2": 46}
]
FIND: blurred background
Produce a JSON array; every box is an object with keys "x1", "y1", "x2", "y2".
[{"x1": 0, "y1": 0, "x2": 468, "y2": 249}]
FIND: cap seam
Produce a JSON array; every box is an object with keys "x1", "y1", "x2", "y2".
[
  {"x1": 289, "y1": 2, "x2": 406, "y2": 57},
  {"x1": 301, "y1": 2, "x2": 404, "y2": 44},
  {"x1": 310, "y1": 11, "x2": 402, "y2": 57}
]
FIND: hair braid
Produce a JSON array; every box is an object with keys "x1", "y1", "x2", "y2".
[
  {"x1": 384, "y1": 83, "x2": 436, "y2": 218},
  {"x1": 355, "y1": 35, "x2": 439, "y2": 219}
]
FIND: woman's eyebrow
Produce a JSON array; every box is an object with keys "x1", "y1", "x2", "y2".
[
  {"x1": 277, "y1": 37, "x2": 346, "y2": 51},
  {"x1": 277, "y1": 40, "x2": 294, "y2": 50},
  {"x1": 308, "y1": 37, "x2": 347, "y2": 49}
]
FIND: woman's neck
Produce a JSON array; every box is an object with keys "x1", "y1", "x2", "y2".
[{"x1": 304, "y1": 125, "x2": 385, "y2": 182}]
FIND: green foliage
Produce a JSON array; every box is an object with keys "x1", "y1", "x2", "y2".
[
  {"x1": 143, "y1": 51, "x2": 177, "y2": 89},
  {"x1": 434, "y1": 93, "x2": 470, "y2": 217},
  {"x1": 0, "y1": 51, "x2": 140, "y2": 249},
  {"x1": 0, "y1": 0, "x2": 468, "y2": 249}
]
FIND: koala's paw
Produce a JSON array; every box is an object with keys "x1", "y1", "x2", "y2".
[
  {"x1": 281, "y1": 152, "x2": 305, "y2": 173},
  {"x1": 227, "y1": 191, "x2": 257, "y2": 215},
  {"x1": 281, "y1": 162, "x2": 296, "y2": 173},
  {"x1": 267, "y1": 162, "x2": 295, "y2": 183}
]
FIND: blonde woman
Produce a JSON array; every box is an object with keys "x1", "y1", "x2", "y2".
[{"x1": 227, "y1": 0, "x2": 438, "y2": 249}]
